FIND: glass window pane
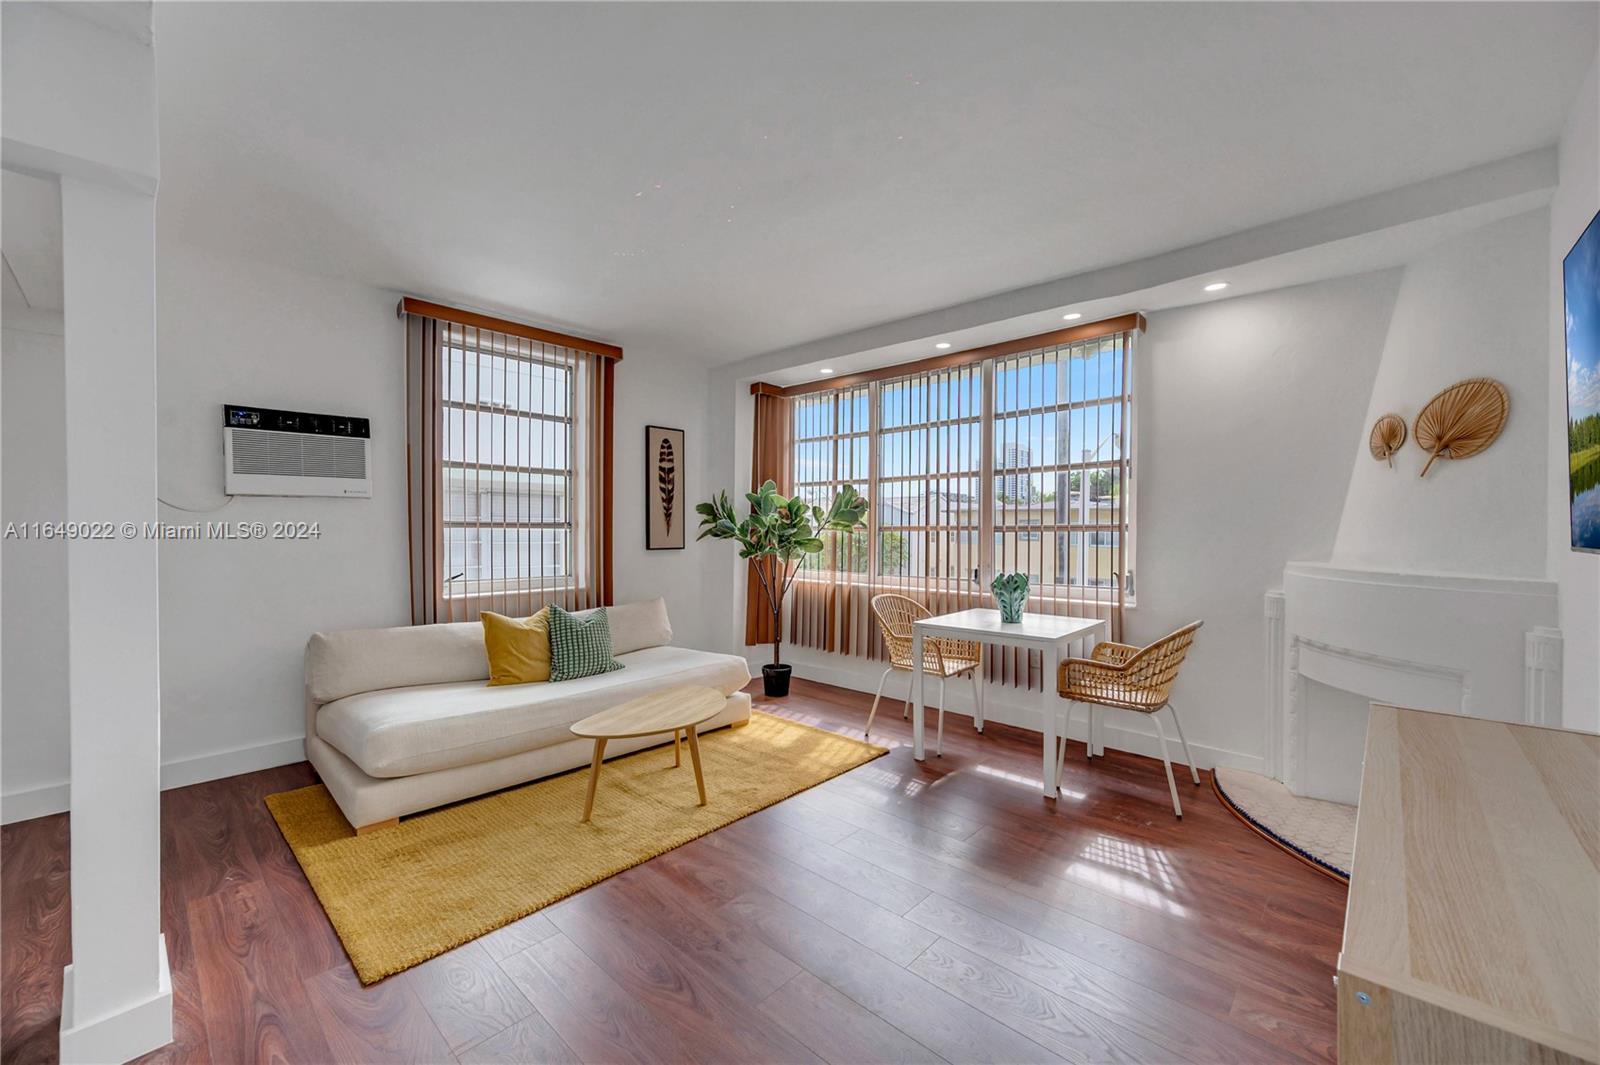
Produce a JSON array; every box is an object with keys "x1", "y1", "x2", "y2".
[
  {"x1": 443, "y1": 408, "x2": 569, "y2": 469},
  {"x1": 794, "y1": 441, "x2": 833, "y2": 483},
  {"x1": 444, "y1": 527, "x2": 570, "y2": 585},
  {"x1": 443, "y1": 469, "x2": 569, "y2": 525},
  {"x1": 1081, "y1": 467, "x2": 1123, "y2": 524},
  {"x1": 1067, "y1": 402, "x2": 1124, "y2": 464},
  {"x1": 442, "y1": 349, "x2": 571, "y2": 416}
]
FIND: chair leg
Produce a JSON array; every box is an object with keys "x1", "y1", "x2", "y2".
[
  {"x1": 865, "y1": 667, "x2": 894, "y2": 738},
  {"x1": 1167, "y1": 703, "x2": 1200, "y2": 785},
  {"x1": 1151, "y1": 713, "x2": 1182, "y2": 818},
  {"x1": 936, "y1": 677, "x2": 946, "y2": 757}
]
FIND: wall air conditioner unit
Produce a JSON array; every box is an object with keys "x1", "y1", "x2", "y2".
[{"x1": 222, "y1": 404, "x2": 372, "y2": 498}]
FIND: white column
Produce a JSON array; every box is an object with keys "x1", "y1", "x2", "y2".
[{"x1": 56, "y1": 177, "x2": 172, "y2": 1064}]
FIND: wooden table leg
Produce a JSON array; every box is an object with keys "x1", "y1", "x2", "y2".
[
  {"x1": 674, "y1": 728, "x2": 682, "y2": 768},
  {"x1": 581, "y1": 737, "x2": 608, "y2": 822},
  {"x1": 686, "y1": 725, "x2": 706, "y2": 806}
]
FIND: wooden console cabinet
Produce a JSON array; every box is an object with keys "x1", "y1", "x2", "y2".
[{"x1": 1338, "y1": 704, "x2": 1598, "y2": 1064}]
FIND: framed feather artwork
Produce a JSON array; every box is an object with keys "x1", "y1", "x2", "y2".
[{"x1": 645, "y1": 425, "x2": 686, "y2": 549}]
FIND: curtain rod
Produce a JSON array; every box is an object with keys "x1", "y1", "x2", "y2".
[
  {"x1": 399, "y1": 297, "x2": 624, "y2": 361},
  {"x1": 752, "y1": 312, "x2": 1144, "y2": 397}
]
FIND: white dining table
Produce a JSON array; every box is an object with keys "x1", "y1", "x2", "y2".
[{"x1": 911, "y1": 608, "x2": 1109, "y2": 797}]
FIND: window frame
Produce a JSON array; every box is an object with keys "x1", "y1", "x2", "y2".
[
  {"x1": 405, "y1": 298, "x2": 617, "y2": 626},
  {"x1": 439, "y1": 331, "x2": 582, "y2": 599},
  {"x1": 789, "y1": 332, "x2": 1137, "y2": 608}
]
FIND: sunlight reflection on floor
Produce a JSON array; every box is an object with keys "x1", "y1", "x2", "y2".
[
  {"x1": 971, "y1": 762, "x2": 1088, "y2": 800},
  {"x1": 1051, "y1": 833, "x2": 1187, "y2": 915}
]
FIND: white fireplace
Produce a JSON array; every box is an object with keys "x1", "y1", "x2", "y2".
[{"x1": 1264, "y1": 562, "x2": 1561, "y2": 802}]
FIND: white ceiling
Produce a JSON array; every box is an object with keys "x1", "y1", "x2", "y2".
[{"x1": 142, "y1": 2, "x2": 1597, "y2": 363}]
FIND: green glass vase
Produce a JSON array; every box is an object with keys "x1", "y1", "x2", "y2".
[{"x1": 991, "y1": 571, "x2": 1029, "y2": 624}]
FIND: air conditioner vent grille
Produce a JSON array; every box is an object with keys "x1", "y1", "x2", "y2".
[
  {"x1": 230, "y1": 430, "x2": 367, "y2": 479},
  {"x1": 224, "y1": 424, "x2": 372, "y2": 497},
  {"x1": 301, "y1": 436, "x2": 367, "y2": 479}
]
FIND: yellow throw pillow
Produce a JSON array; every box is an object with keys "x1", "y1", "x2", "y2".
[{"x1": 482, "y1": 607, "x2": 552, "y2": 685}]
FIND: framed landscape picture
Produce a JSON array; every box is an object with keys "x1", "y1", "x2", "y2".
[
  {"x1": 646, "y1": 425, "x2": 686, "y2": 549},
  {"x1": 1565, "y1": 208, "x2": 1600, "y2": 554}
]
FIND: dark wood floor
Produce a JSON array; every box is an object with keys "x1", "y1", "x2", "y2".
[{"x1": 3, "y1": 677, "x2": 1345, "y2": 1064}]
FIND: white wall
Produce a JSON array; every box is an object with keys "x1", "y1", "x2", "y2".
[
  {"x1": 610, "y1": 352, "x2": 717, "y2": 652},
  {"x1": 1549, "y1": 51, "x2": 1600, "y2": 733},
  {"x1": 744, "y1": 270, "x2": 1401, "y2": 771},
  {"x1": 1111, "y1": 270, "x2": 1398, "y2": 767},
  {"x1": 155, "y1": 242, "x2": 722, "y2": 786},
  {"x1": 1, "y1": 232, "x2": 729, "y2": 820},
  {"x1": 1333, "y1": 209, "x2": 1550, "y2": 578},
  {"x1": 1, "y1": 318, "x2": 70, "y2": 821},
  {"x1": 155, "y1": 241, "x2": 410, "y2": 782}
]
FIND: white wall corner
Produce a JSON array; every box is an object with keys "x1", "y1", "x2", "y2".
[
  {"x1": 1263, "y1": 589, "x2": 1286, "y2": 780},
  {"x1": 58, "y1": 934, "x2": 172, "y2": 1065},
  {"x1": 0, "y1": 2, "x2": 159, "y2": 192},
  {"x1": 1524, "y1": 627, "x2": 1564, "y2": 728}
]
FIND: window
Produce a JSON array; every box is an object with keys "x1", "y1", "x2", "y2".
[
  {"x1": 765, "y1": 319, "x2": 1138, "y2": 665},
  {"x1": 441, "y1": 334, "x2": 575, "y2": 589},
  {"x1": 405, "y1": 300, "x2": 616, "y2": 623},
  {"x1": 793, "y1": 385, "x2": 871, "y2": 575},
  {"x1": 992, "y1": 336, "x2": 1129, "y2": 592}
]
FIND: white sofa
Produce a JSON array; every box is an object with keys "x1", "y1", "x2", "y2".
[{"x1": 303, "y1": 598, "x2": 752, "y2": 831}]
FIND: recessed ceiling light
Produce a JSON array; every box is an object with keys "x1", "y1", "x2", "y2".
[
  {"x1": 819, "y1": 368, "x2": 835, "y2": 375},
  {"x1": 935, "y1": 342, "x2": 952, "y2": 349},
  {"x1": 1062, "y1": 313, "x2": 1083, "y2": 321},
  {"x1": 1204, "y1": 281, "x2": 1229, "y2": 292}
]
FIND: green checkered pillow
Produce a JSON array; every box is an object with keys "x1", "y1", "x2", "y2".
[{"x1": 547, "y1": 605, "x2": 625, "y2": 682}]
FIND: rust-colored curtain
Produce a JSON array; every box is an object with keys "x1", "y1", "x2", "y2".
[
  {"x1": 744, "y1": 388, "x2": 793, "y2": 646},
  {"x1": 772, "y1": 329, "x2": 1136, "y2": 690},
  {"x1": 407, "y1": 309, "x2": 613, "y2": 624}
]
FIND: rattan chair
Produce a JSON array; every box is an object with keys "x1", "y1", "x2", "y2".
[
  {"x1": 1056, "y1": 621, "x2": 1203, "y2": 817},
  {"x1": 866, "y1": 593, "x2": 983, "y2": 756}
]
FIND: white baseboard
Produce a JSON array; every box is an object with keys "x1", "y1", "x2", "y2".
[
  {"x1": 759, "y1": 651, "x2": 1266, "y2": 775},
  {"x1": 0, "y1": 781, "x2": 72, "y2": 825},
  {"x1": 2, "y1": 736, "x2": 307, "y2": 824},
  {"x1": 59, "y1": 934, "x2": 173, "y2": 1065},
  {"x1": 159, "y1": 736, "x2": 306, "y2": 791}
]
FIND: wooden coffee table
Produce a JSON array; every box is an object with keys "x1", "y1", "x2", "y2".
[{"x1": 569, "y1": 685, "x2": 725, "y2": 822}]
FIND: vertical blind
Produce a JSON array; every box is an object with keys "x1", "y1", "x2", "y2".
[
  {"x1": 406, "y1": 306, "x2": 614, "y2": 624},
  {"x1": 770, "y1": 325, "x2": 1136, "y2": 689}
]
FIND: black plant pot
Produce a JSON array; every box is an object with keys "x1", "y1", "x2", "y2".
[{"x1": 762, "y1": 663, "x2": 793, "y2": 698}]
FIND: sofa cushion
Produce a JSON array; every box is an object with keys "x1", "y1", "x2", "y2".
[
  {"x1": 604, "y1": 597, "x2": 673, "y2": 655},
  {"x1": 306, "y1": 598, "x2": 675, "y2": 703},
  {"x1": 548, "y1": 605, "x2": 625, "y2": 682},
  {"x1": 482, "y1": 608, "x2": 553, "y2": 685},
  {"x1": 315, "y1": 645, "x2": 750, "y2": 778},
  {"x1": 307, "y1": 621, "x2": 488, "y2": 704}
]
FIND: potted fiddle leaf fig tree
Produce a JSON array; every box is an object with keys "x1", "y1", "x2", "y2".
[{"x1": 696, "y1": 480, "x2": 869, "y2": 697}]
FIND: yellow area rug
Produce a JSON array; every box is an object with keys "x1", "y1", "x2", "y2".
[{"x1": 266, "y1": 711, "x2": 885, "y2": 983}]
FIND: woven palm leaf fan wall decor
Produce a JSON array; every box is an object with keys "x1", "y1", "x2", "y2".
[
  {"x1": 1413, "y1": 377, "x2": 1509, "y2": 478},
  {"x1": 1369, "y1": 414, "x2": 1407, "y2": 467}
]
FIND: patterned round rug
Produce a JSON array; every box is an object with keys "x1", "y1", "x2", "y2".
[{"x1": 1212, "y1": 767, "x2": 1354, "y2": 881}]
